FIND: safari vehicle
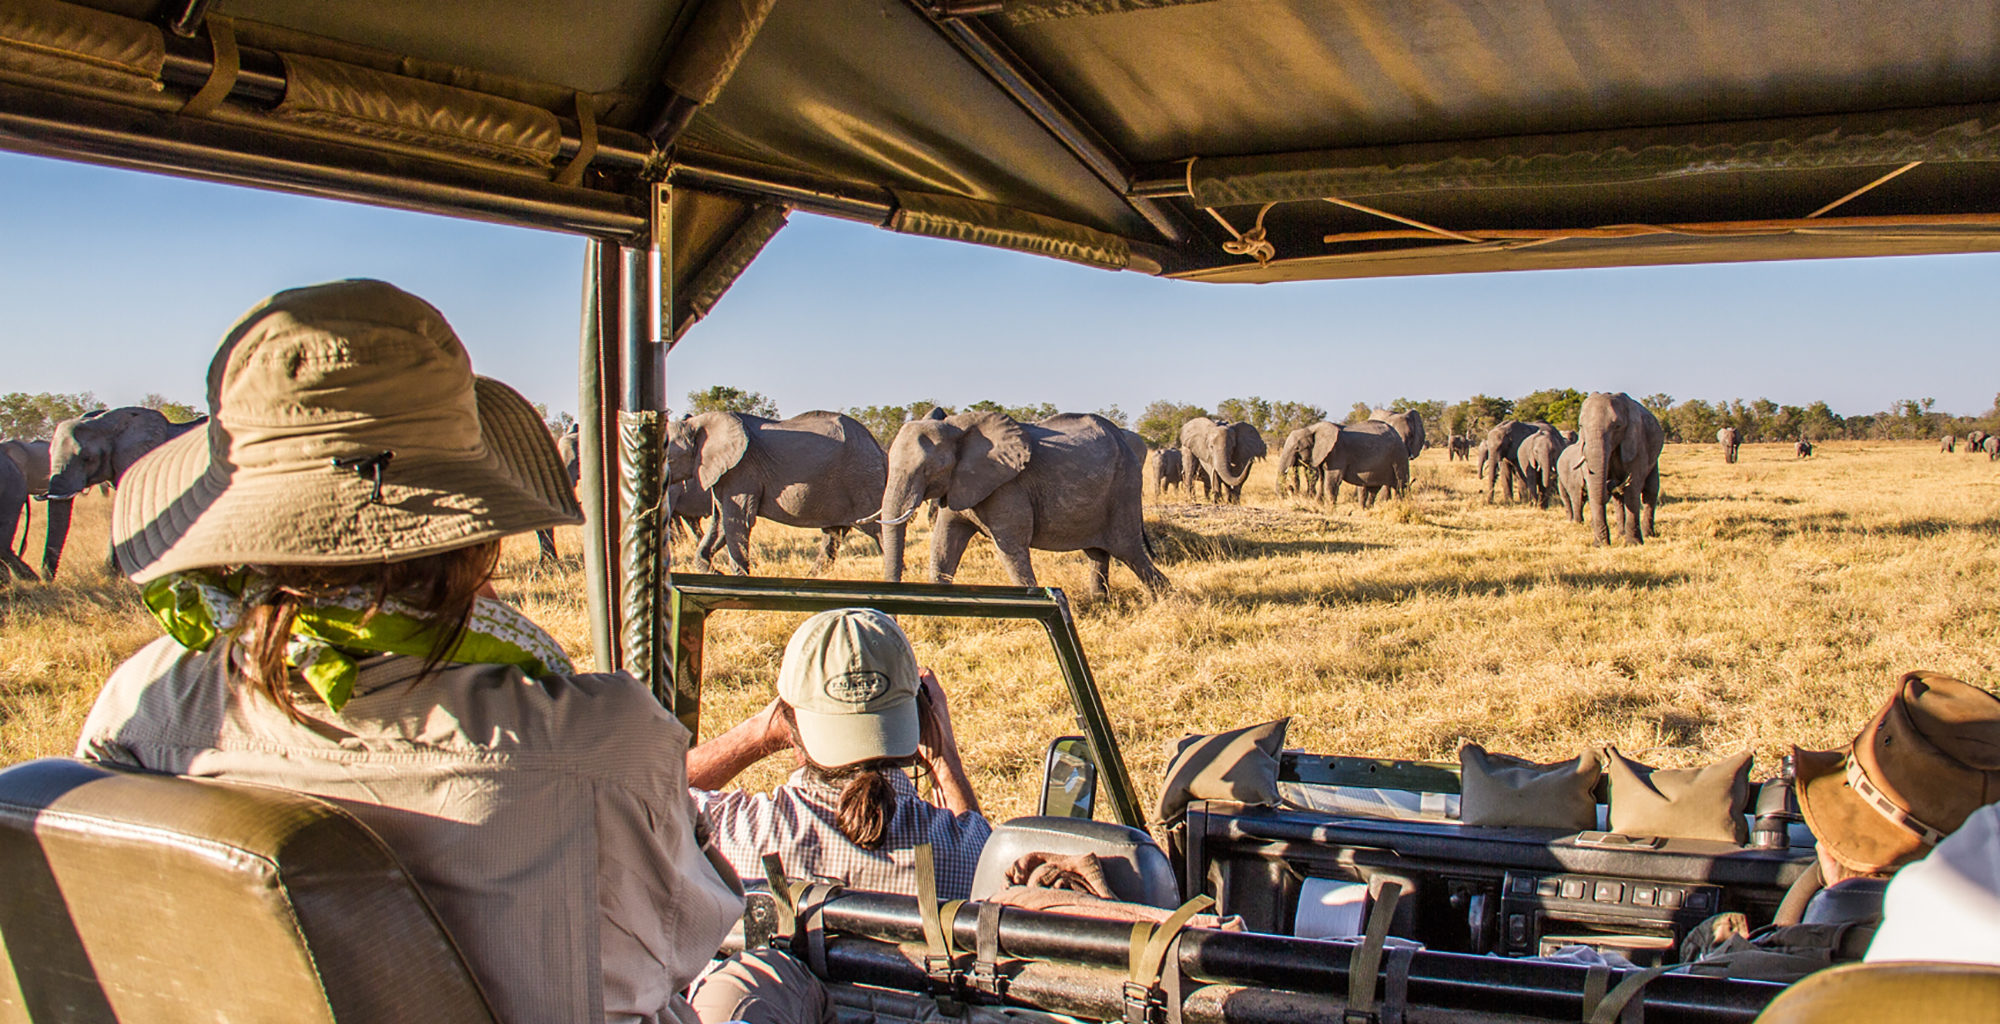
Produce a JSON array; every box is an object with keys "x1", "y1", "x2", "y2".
[{"x1": 4, "y1": 0, "x2": 2000, "y2": 1021}]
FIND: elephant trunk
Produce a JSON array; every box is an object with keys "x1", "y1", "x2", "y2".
[
  {"x1": 879, "y1": 477, "x2": 925, "y2": 583},
  {"x1": 1583, "y1": 443, "x2": 1614, "y2": 546},
  {"x1": 42, "y1": 496, "x2": 73, "y2": 579}
]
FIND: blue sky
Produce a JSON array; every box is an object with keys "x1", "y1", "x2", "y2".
[{"x1": 4, "y1": 150, "x2": 1995, "y2": 423}]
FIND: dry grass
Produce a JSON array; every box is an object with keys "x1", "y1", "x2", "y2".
[{"x1": 6, "y1": 441, "x2": 1999, "y2": 823}]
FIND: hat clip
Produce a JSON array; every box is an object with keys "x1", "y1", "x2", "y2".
[{"x1": 331, "y1": 450, "x2": 395, "y2": 504}]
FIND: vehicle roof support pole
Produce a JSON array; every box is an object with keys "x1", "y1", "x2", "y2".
[
  {"x1": 579, "y1": 240, "x2": 623, "y2": 672},
  {"x1": 619, "y1": 189, "x2": 672, "y2": 707}
]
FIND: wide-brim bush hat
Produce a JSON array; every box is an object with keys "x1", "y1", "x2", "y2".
[
  {"x1": 777, "y1": 608, "x2": 921, "y2": 770},
  {"x1": 1794, "y1": 672, "x2": 2000, "y2": 875},
  {"x1": 112, "y1": 279, "x2": 583, "y2": 583}
]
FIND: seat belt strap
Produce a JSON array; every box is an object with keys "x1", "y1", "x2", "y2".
[
  {"x1": 971, "y1": 900, "x2": 1009, "y2": 997},
  {"x1": 1344, "y1": 880, "x2": 1404, "y2": 1024},
  {"x1": 1589, "y1": 965, "x2": 1671, "y2": 1024},
  {"x1": 1581, "y1": 962, "x2": 1612, "y2": 1022}
]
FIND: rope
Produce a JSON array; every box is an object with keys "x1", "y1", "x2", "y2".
[{"x1": 1807, "y1": 161, "x2": 1921, "y2": 218}]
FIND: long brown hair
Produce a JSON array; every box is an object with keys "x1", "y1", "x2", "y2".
[
  {"x1": 232, "y1": 541, "x2": 502, "y2": 721},
  {"x1": 780, "y1": 695, "x2": 943, "y2": 850}
]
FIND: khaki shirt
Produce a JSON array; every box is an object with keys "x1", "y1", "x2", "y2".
[{"x1": 78, "y1": 636, "x2": 744, "y2": 1024}]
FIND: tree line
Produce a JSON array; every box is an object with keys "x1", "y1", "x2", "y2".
[{"x1": 0, "y1": 392, "x2": 200, "y2": 439}]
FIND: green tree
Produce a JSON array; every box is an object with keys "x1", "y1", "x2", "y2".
[
  {"x1": 967, "y1": 399, "x2": 1057, "y2": 422},
  {"x1": 1266, "y1": 400, "x2": 1327, "y2": 437},
  {"x1": 1386, "y1": 398, "x2": 1445, "y2": 440},
  {"x1": 1215, "y1": 396, "x2": 1275, "y2": 432},
  {"x1": 1093, "y1": 404, "x2": 1129, "y2": 428},
  {"x1": 1801, "y1": 401, "x2": 1842, "y2": 441},
  {"x1": 1452, "y1": 394, "x2": 1514, "y2": 435},
  {"x1": 0, "y1": 391, "x2": 98, "y2": 439},
  {"x1": 1640, "y1": 393, "x2": 1674, "y2": 418},
  {"x1": 140, "y1": 393, "x2": 202, "y2": 423},
  {"x1": 1344, "y1": 402, "x2": 1371, "y2": 424},
  {"x1": 845, "y1": 400, "x2": 950, "y2": 444},
  {"x1": 1135, "y1": 400, "x2": 1208, "y2": 448},
  {"x1": 686, "y1": 385, "x2": 777, "y2": 418},
  {"x1": 1512, "y1": 388, "x2": 1586, "y2": 430}
]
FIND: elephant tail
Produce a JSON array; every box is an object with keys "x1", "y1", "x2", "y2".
[
  {"x1": 1142, "y1": 527, "x2": 1156, "y2": 560},
  {"x1": 14, "y1": 499, "x2": 26, "y2": 557}
]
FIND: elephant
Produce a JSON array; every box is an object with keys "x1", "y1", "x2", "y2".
[
  {"x1": 1179, "y1": 417, "x2": 1266, "y2": 503},
  {"x1": 1482, "y1": 420, "x2": 1558, "y2": 504},
  {"x1": 1272, "y1": 420, "x2": 1409, "y2": 508},
  {"x1": 1560, "y1": 429, "x2": 1578, "y2": 446},
  {"x1": 2, "y1": 439, "x2": 49, "y2": 557},
  {"x1": 877, "y1": 410, "x2": 1167, "y2": 597},
  {"x1": 1717, "y1": 426, "x2": 1741, "y2": 463},
  {"x1": 666, "y1": 477, "x2": 714, "y2": 541},
  {"x1": 1274, "y1": 426, "x2": 1324, "y2": 499},
  {"x1": 1447, "y1": 435, "x2": 1472, "y2": 461},
  {"x1": 0, "y1": 456, "x2": 39, "y2": 582},
  {"x1": 1369, "y1": 409, "x2": 1426, "y2": 460},
  {"x1": 1797, "y1": 440, "x2": 1815, "y2": 458},
  {"x1": 1942, "y1": 435, "x2": 1957, "y2": 454},
  {"x1": 1987, "y1": 436, "x2": 2000, "y2": 461},
  {"x1": 1968, "y1": 430, "x2": 1990, "y2": 452},
  {"x1": 667, "y1": 410, "x2": 887, "y2": 576},
  {"x1": 43, "y1": 407, "x2": 207, "y2": 579},
  {"x1": 1556, "y1": 441, "x2": 1588, "y2": 522},
  {"x1": 1578, "y1": 392, "x2": 1665, "y2": 545},
  {"x1": 1147, "y1": 446, "x2": 1185, "y2": 497},
  {"x1": 1517, "y1": 428, "x2": 1570, "y2": 510},
  {"x1": 533, "y1": 425, "x2": 582, "y2": 562},
  {"x1": 1181, "y1": 445, "x2": 1214, "y2": 500}
]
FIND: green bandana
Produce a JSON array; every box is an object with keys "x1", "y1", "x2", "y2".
[{"x1": 141, "y1": 570, "x2": 575, "y2": 711}]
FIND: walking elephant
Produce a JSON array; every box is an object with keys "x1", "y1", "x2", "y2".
[
  {"x1": 1717, "y1": 426, "x2": 1741, "y2": 463},
  {"x1": 1796, "y1": 440, "x2": 1814, "y2": 458},
  {"x1": 1987, "y1": 436, "x2": 2000, "y2": 461},
  {"x1": 1180, "y1": 417, "x2": 1266, "y2": 503},
  {"x1": 1483, "y1": 420, "x2": 1557, "y2": 504},
  {"x1": 1942, "y1": 435, "x2": 1957, "y2": 454},
  {"x1": 1274, "y1": 426, "x2": 1323, "y2": 499},
  {"x1": 43, "y1": 407, "x2": 207, "y2": 579},
  {"x1": 1147, "y1": 446, "x2": 1185, "y2": 497},
  {"x1": 1556, "y1": 441, "x2": 1588, "y2": 522},
  {"x1": 1968, "y1": 430, "x2": 1989, "y2": 452},
  {"x1": 667, "y1": 410, "x2": 886, "y2": 576},
  {"x1": 533, "y1": 425, "x2": 582, "y2": 561},
  {"x1": 2, "y1": 439, "x2": 49, "y2": 558},
  {"x1": 877, "y1": 411, "x2": 1167, "y2": 597},
  {"x1": 1369, "y1": 409, "x2": 1426, "y2": 460},
  {"x1": 1273, "y1": 420, "x2": 1409, "y2": 508},
  {"x1": 1447, "y1": 435, "x2": 1472, "y2": 461},
  {"x1": 1579, "y1": 392, "x2": 1665, "y2": 545},
  {"x1": 0, "y1": 456, "x2": 38, "y2": 582},
  {"x1": 1517, "y1": 428, "x2": 1569, "y2": 510}
]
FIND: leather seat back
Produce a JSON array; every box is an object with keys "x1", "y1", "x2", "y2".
[
  {"x1": 1753, "y1": 961, "x2": 2000, "y2": 1023},
  {"x1": 1801, "y1": 878, "x2": 1889, "y2": 926},
  {"x1": 970, "y1": 816, "x2": 1178, "y2": 908},
  {"x1": 0, "y1": 758, "x2": 497, "y2": 1023}
]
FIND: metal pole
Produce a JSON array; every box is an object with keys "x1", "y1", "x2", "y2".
[
  {"x1": 578, "y1": 241, "x2": 620, "y2": 671},
  {"x1": 618, "y1": 232, "x2": 669, "y2": 701}
]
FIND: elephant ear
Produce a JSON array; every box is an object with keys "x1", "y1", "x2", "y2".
[
  {"x1": 1231, "y1": 422, "x2": 1268, "y2": 460},
  {"x1": 694, "y1": 413, "x2": 751, "y2": 492},
  {"x1": 1620, "y1": 401, "x2": 1645, "y2": 465},
  {"x1": 1308, "y1": 423, "x2": 1342, "y2": 466},
  {"x1": 944, "y1": 411, "x2": 1030, "y2": 511}
]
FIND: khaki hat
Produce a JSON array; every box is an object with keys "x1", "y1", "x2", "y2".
[
  {"x1": 112, "y1": 279, "x2": 583, "y2": 583},
  {"x1": 1795, "y1": 672, "x2": 2000, "y2": 875},
  {"x1": 777, "y1": 609, "x2": 921, "y2": 770}
]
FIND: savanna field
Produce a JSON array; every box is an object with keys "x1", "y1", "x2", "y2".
[{"x1": 5, "y1": 440, "x2": 1997, "y2": 822}]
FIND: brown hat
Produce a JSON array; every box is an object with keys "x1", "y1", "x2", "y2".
[
  {"x1": 112, "y1": 279, "x2": 583, "y2": 582},
  {"x1": 1795, "y1": 672, "x2": 2000, "y2": 875}
]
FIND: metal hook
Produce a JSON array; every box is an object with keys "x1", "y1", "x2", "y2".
[{"x1": 331, "y1": 450, "x2": 394, "y2": 504}]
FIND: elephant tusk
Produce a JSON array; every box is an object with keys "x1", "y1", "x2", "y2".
[
  {"x1": 878, "y1": 506, "x2": 918, "y2": 526},
  {"x1": 853, "y1": 510, "x2": 882, "y2": 525}
]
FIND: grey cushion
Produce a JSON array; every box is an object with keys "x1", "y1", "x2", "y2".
[
  {"x1": 969, "y1": 816, "x2": 1179, "y2": 909},
  {"x1": 1604, "y1": 747, "x2": 1754, "y2": 843},
  {"x1": 1459, "y1": 744, "x2": 1602, "y2": 830},
  {"x1": 1154, "y1": 718, "x2": 1290, "y2": 824}
]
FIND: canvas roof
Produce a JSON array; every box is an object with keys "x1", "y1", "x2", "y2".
[{"x1": 10, "y1": 0, "x2": 2000, "y2": 296}]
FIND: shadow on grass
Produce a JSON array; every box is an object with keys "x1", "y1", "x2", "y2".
[
  {"x1": 1201, "y1": 567, "x2": 1696, "y2": 609},
  {"x1": 1144, "y1": 519, "x2": 1383, "y2": 564}
]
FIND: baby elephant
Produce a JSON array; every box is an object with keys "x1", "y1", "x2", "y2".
[
  {"x1": 1988, "y1": 436, "x2": 2000, "y2": 461},
  {"x1": 1796, "y1": 440, "x2": 1814, "y2": 459}
]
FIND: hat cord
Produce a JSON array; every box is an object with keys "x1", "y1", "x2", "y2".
[
  {"x1": 331, "y1": 450, "x2": 395, "y2": 504},
  {"x1": 1845, "y1": 758, "x2": 1947, "y2": 847}
]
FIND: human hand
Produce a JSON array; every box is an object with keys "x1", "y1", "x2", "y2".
[{"x1": 915, "y1": 668, "x2": 958, "y2": 764}]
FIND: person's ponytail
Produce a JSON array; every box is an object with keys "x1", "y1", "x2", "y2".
[{"x1": 834, "y1": 767, "x2": 898, "y2": 849}]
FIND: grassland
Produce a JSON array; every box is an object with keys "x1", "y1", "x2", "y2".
[{"x1": 5, "y1": 440, "x2": 1998, "y2": 823}]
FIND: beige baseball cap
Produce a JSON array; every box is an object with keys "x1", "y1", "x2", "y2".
[{"x1": 778, "y1": 609, "x2": 921, "y2": 770}]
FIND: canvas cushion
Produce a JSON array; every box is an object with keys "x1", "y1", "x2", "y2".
[
  {"x1": 1604, "y1": 747, "x2": 1753, "y2": 843},
  {"x1": 1458, "y1": 744, "x2": 1601, "y2": 830},
  {"x1": 1154, "y1": 718, "x2": 1289, "y2": 824}
]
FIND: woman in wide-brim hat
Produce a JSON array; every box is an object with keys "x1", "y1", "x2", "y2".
[{"x1": 74, "y1": 279, "x2": 790, "y2": 1024}]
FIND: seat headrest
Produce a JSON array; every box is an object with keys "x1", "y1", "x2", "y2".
[
  {"x1": 1801, "y1": 877, "x2": 1890, "y2": 926},
  {"x1": 969, "y1": 816, "x2": 1178, "y2": 908},
  {"x1": 0, "y1": 758, "x2": 496, "y2": 1023}
]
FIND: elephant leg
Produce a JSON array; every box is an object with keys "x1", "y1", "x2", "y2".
[
  {"x1": 1642, "y1": 468, "x2": 1661, "y2": 538},
  {"x1": 1326, "y1": 473, "x2": 1341, "y2": 506},
  {"x1": 990, "y1": 535, "x2": 1037, "y2": 587},
  {"x1": 1084, "y1": 548, "x2": 1111, "y2": 598},
  {"x1": 812, "y1": 527, "x2": 847, "y2": 575},
  {"x1": 723, "y1": 494, "x2": 760, "y2": 574},
  {"x1": 854, "y1": 520, "x2": 885, "y2": 555},
  {"x1": 1, "y1": 550, "x2": 36, "y2": 583},
  {"x1": 929, "y1": 512, "x2": 979, "y2": 584},
  {"x1": 1360, "y1": 485, "x2": 1378, "y2": 509},
  {"x1": 1110, "y1": 533, "x2": 1171, "y2": 597},
  {"x1": 1620, "y1": 486, "x2": 1644, "y2": 544},
  {"x1": 535, "y1": 528, "x2": 558, "y2": 562},
  {"x1": 694, "y1": 512, "x2": 722, "y2": 572}
]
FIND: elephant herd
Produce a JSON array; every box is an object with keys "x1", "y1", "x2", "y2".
[
  {"x1": 1473, "y1": 393, "x2": 1666, "y2": 546},
  {"x1": 1941, "y1": 431, "x2": 2000, "y2": 459},
  {"x1": 3, "y1": 407, "x2": 206, "y2": 585}
]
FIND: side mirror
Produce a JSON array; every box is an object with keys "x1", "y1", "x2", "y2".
[{"x1": 1039, "y1": 735, "x2": 1098, "y2": 819}]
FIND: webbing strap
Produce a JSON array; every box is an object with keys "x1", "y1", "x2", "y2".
[
  {"x1": 1588, "y1": 966, "x2": 1672, "y2": 1024},
  {"x1": 1379, "y1": 945, "x2": 1415, "y2": 1024},
  {"x1": 972, "y1": 901, "x2": 1008, "y2": 996},
  {"x1": 795, "y1": 881, "x2": 840, "y2": 979},
  {"x1": 180, "y1": 16, "x2": 238, "y2": 117},
  {"x1": 1581, "y1": 963, "x2": 1612, "y2": 1022},
  {"x1": 759, "y1": 852, "x2": 809, "y2": 942},
  {"x1": 1123, "y1": 896, "x2": 1214, "y2": 1024},
  {"x1": 915, "y1": 844, "x2": 967, "y2": 1003},
  {"x1": 554, "y1": 90, "x2": 599, "y2": 187},
  {"x1": 1344, "y1": 881, "x2": 1404, "y2": 1024}
]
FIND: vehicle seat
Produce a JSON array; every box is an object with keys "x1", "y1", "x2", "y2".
[
  {"x1": 1752, "y1": 961, "x2": 2000, "y2": 1023},
  {"x1": 0, "y1": 757, "x2": 497, "y2": 1023},
  {"x1": 1801, "y1": 878, "x2": 1890, "y2": 926},
  {"x1": 969, "y1": 816, "x2": 1178, "y2": 908}
]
